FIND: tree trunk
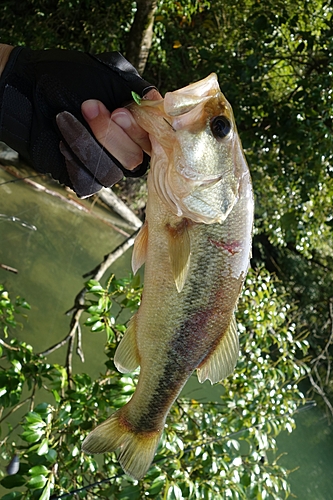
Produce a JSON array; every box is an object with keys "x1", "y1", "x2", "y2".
[{"x1": 125, "y1": 0, "x2": 157, "y2": 75}]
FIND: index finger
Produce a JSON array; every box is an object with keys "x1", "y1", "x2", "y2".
[
  {"x1": 110, "y1": 109, "x2": 151, "y2": 155},
  {"x1": 111, "y1": 89, "x2": 163, "y2": 156}
]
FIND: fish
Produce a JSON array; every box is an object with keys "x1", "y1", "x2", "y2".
[{"x1": 82, "y1": 74, "x2": 254, "y2": 480}]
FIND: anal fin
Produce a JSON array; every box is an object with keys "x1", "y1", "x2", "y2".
[
  {"x1": 132, "y1": 221, "x2": 148, "y2": 275},
  {"x1": 166, "y1": 219, "x2": 191, "y2": 293},
  {"x1": 114, "y1": 315, "x2": 140, "y2": 373},
  {"x1": 197, "y1": 314, "x2": 239, "y2": 384}
]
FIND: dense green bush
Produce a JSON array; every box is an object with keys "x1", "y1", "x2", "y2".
[{"x1": 0, "y1": 269, "x2": 308, "y2": 499}]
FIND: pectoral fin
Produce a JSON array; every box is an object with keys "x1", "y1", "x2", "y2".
[
  {"x1": 166, "y1": 219, "x2": 191, "y2": 293},
  {"x1": 132, "y1": 221, "x2": 148, "y2": 275},
  {"x1": 114, "y1": 315, "x2": 140, "y2": 373},
  {"x1": 197, "y1": 315, "x2": 239, "y2": 384}
]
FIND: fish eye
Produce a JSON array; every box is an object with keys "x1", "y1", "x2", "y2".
[{"x1": 210, "y1": 116, "x2": 231, "y2": 139}]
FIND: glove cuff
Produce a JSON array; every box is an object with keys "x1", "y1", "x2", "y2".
[{"x1": 88, "y1": 52, "x2": 156, "y2": 97}]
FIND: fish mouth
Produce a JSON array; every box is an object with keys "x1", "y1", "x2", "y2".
[
  {"x1": 163, "y1": 73, "x2": 222, "y2": 117},
  {"x1": 165, "y1": 94, "x2": 213, "y2": 117}
]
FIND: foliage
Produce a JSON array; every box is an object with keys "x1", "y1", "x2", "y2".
[
  {"x1": 0, "y1": 268, "x2": 308, "y2": 499},
  {"x1": 0, "y1": 0, "x2": 135, "y2": 53},
  {"x1": 0, "y1": 285, "x2": 30, "y2": 338}
]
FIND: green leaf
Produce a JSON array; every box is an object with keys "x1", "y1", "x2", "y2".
[
  {"x1": 0, "y1": 475, "x2": 26, "y2": 489},
  {"x1": 118, "y1": 484, "x2": 141, "y2": 498},
  {"x1": 52, "y1": 389, "x2": 61, "y2": 403},
  {"x1": 91, "y1": 321, "x2": 105, "y2": 332},
  {"x1": 87, "y1": 304, "x2": 103, "y2": 313},
  {"x1": 46, "y1": 448, "x2": 57, "y2": 463},
  {"x1": 84, "y1": 316, "x2": 101, "y2": 325},
  {"x1": 39, "y1": 482, "x2": 51, "y2": 500},
  {"x1": 29, "y1": 465, "x2": 49, "y2": 476},
  {"x1": 37, "y1": 438, "x2": 49, "y2": 456},
  {"x1": 27, "y1": 474, "x2": 47, "y2": 489},
  {"x1": 1, "y1": 492, "x2": 23, "y2": 500},
  {"x1": 21, "y1": 429, "x2": 44, "y2": 443},
  {"x1": 34, "y1": 403, "x2": 50, "y2": 419},
  {"x1": 86, "y1": 281, "x2": 104, "y2": 293},
  {"x1": 25, "y1": 412, "x2": 44, "y2": 424},
  {"x1": 149, "y1": 477, "x2": 165, "y2": 495}
]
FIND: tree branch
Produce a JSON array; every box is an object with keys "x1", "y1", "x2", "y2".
[
  {"x1": 0, "y1": 263, "x2": 18, "y2": 273},
  {"x1": 82, "y1": 229, "x2": 140, "y2": 281},
  {"x1": 98, "y1": 188, "x2": 142, "y2": 229},
  {"x1": 308, "y1": 298, "x2": 333, "y2": 417},
  {"x1": 125, "y1": 0, "x2": 157, "y2": 74},
  {"x1": 38, "y1": 231, "x2": 139, "y2": 370},
  {"x1": 0, "y1": 164, "x2": 130, "y2": 237},
  {"x1": 0, "y1": 396, "x2": 31, "y2": 424}
]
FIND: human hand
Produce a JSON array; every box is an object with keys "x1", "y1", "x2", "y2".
[
  {"x1": 0, "y1": 44, "x2": 14, "y2": 77},
  {"x1": 81, "y1": 88, "x2": 162, "y2": 167},
  {"x1": 0, "y1": 47, "x2": 156, "y2": 196}
]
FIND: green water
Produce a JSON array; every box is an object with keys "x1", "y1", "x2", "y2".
[
  {"x1": 276, "y1": 406, "x2": 333, "y2": 500},
  {"x1": 0, "y1": 166, "x2": 132, "y2": 376},
  {"x1": 1, "y1": 164, "x2": 333, "y2": 499}
]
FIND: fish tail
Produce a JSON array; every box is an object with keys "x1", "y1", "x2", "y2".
[{"x1": 82, "y1": 408, "x2": 162, "y2": 480}]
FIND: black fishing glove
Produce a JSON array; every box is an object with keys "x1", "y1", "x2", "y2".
[{"x1": 0, "y1": 47, "x2": 155, "y2": 196}]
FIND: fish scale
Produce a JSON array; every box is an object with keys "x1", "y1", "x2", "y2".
[{"x1": 82, "y1": 74, "x2": 254, "y2": 480}]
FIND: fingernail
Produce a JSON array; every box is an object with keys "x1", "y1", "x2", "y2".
[
  {"x1": 111, "y1": 111, "x2": 133, "y2": 129},
  {"x1": 82, "y1": 100, "x2": 100, "y2": 121}
]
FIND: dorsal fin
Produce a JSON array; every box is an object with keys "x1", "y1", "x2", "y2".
[
  {"x1": 197, "y1": 314, "x2": 239, "y2": 384},
  {"x1": 114, "y1": 315, "x2": 140, "y2": 373},
  {"x1": 132, "y1": 221, "x2": 148, "y2": 275},
  {"x1": 165, "y1": 219, "x2": 191, "y2": 293}
]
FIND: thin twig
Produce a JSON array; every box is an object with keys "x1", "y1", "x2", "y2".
[
  {"x1": 29, "y1": 380, "x2": 37, "y2": 412},
  {"x1": 39, "y1": 289, "x2": 86, "y2": 357},
  {"x1": 0, "y1": 263, "x2": 18, "y2": 273},
  {"x1": 309, "y1": 298, "x2": 333, "y2": 406},
  {"x1": 39, "y1": 328, "x2": 77, "y2": 357},
  {"x1": 39, "y1": 230, "x2": 139, "y2": 378},
  {"x1": 83, "y1": 229, "x2": 140, "y2": 281},
  {"x1": 98, "y1": 188, "x2": 143, "y2": 229},
  {"x1": 0, "y1": 396, "x2": 31, "y2": 424},
  {"x1": 0, "y1": 164, "x2": 130, "y2": 237},
  {"x1": 325, "y1": 299, "x2": 333, "y2": 386},
  {"x1": 76, "y1": 323, "x2": 85, "y2": 363},
  {"x1": 66, "y1": 334, "x2": 75, "y2": 389},
  {"x1": 308, "y1": 372, "x2": 333, "y2": 418},
  {"x1": 0, "y1": 338, "x2": 19, "y2": 351},
  {"x1": 65, "y1": 231, "x2": 140, "y2": 383}
]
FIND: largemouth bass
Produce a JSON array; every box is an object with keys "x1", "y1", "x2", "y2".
[{"x1": 82, "y1": 74, "x2": 254, "y2": 479}]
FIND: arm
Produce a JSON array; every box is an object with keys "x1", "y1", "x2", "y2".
[{"x1": 0, "y1": 44, "x2": 14, "y2": 77}]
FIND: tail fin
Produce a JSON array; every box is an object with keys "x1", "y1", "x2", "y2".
[{"x1": 82, "y1": 409, "x2": 162, "y2": 480}]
